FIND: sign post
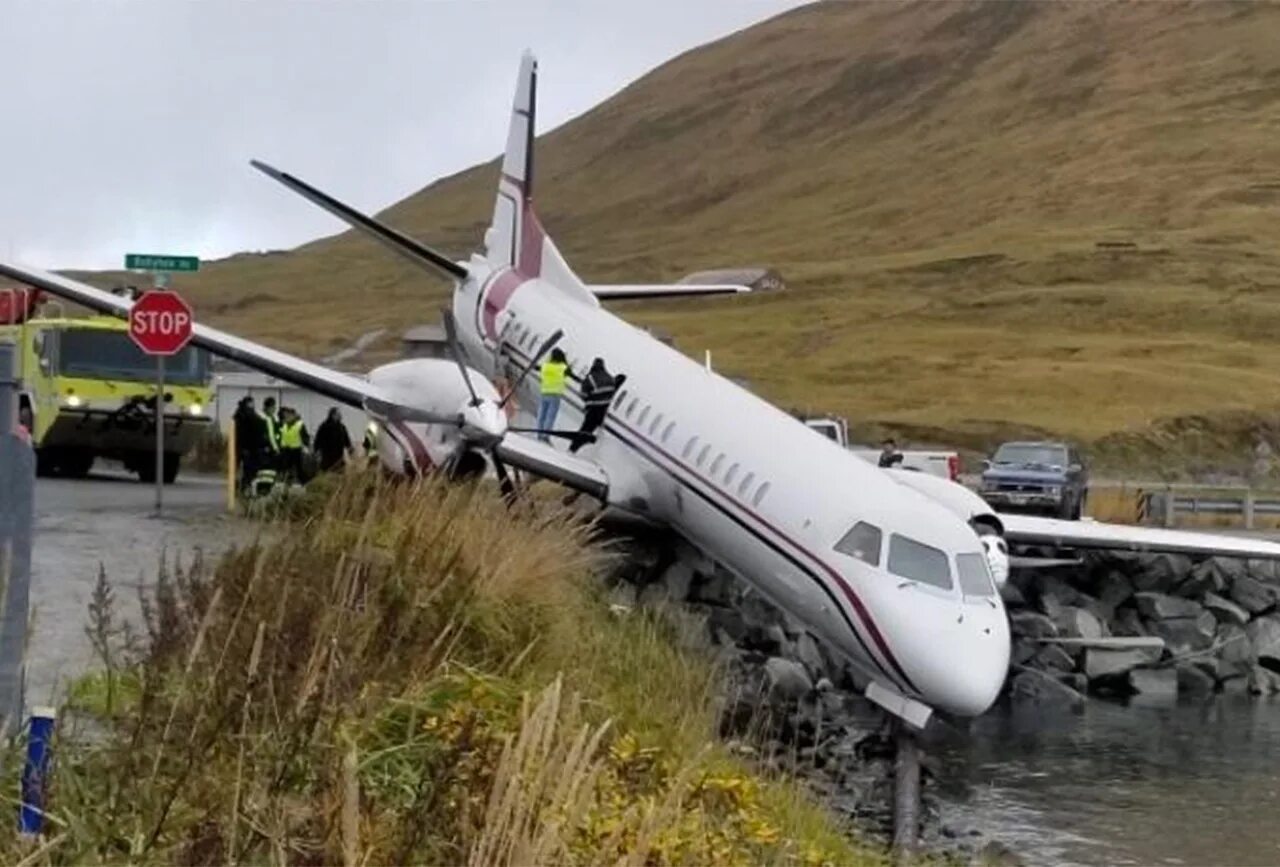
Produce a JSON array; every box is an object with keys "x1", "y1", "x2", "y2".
[{"x1": 125, "y1": 255, "x2": 198, "y2": 516}]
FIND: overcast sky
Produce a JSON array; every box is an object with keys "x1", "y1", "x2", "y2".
[{"x1": 1, "y1": 0, "x2": 801, "y2": 269}]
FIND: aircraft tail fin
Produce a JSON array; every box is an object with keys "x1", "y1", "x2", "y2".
[{"x1": 485, "y1": 53, "x2": 595, "y2": 304}]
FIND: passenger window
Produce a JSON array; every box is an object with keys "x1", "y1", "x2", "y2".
[
  {"x1": 710, "y1": 453, "x2": 724, "y2": 475},
  {"x1": 753, "y1": 482, "x2": 770, "y2": 506},
  {"x1": 684, "y1": 436, "x2": 699, "y2": 459},
  {"x1": 637, "y1": 405, "x2": 650, "y2": 426},
  {"x1": 663, "y1": 421, "x2": 675, "y2": 442},
  {"x1": 626, "y1": 397, "x2": 637, "y2": 417},
  {"x1": 697, "y1": 444, "x2": 711, "y2": 466},
  {"x1": 834, "y1": 522, "x2": 882, "y2": 566},
  {"x1": 956, "y1": 553, "x2": 995, "y2": 598},
  {"x1": 725, "y1": 463, "x2": 739, "y2": 485},
  {"x1": 616, "y1": 389, "x2": 628, "y2": 408},
  {"x1": 888, "y1": 535, "x2": 953, "y2": 590},
  {"x1": 739, "y1": 472, "x2": 755, "y2": 496},
  {"x1": 650, "y1": 413, "x2": 664, "y2": 435}
]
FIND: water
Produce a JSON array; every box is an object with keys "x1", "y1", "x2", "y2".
[{"x1": 931, "y1": 696, "x2": 1280, "y2": 866}]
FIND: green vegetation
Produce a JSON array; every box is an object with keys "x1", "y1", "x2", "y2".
[{"x1": 0, "y1": 474, "x2": 876, "y2": 865}]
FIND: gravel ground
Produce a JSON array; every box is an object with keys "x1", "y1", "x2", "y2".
[{"x1": 27, "y1": 464, "x2": 250, "y2": 704}]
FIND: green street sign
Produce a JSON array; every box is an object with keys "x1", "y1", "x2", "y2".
[{"x1": 124, "y1": 254, "x2": 200, "y2": 273}]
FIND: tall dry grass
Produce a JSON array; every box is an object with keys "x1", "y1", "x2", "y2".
[{"x1": 0, "y1": 472, "x2": 873, "y2": 865}]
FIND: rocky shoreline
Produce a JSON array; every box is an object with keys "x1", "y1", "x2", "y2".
[
  {"x1": 605, "y1": 537, "x2": 1280, "y2": 862},
  {"x1": 1004, "y1": 550, "x2": 1280, "y2": 704}
]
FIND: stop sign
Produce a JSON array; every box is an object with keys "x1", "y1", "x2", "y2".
[{"x1": 129, "y1": 290, "x2": 194, "y2": 356}]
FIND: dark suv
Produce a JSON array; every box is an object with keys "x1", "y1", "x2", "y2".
[{"x1": 978, "y1": 441, "x2": 1088, "y2": 520}]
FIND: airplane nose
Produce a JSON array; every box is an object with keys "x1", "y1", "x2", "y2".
[{"x1": 899, "y1": 601, "x2": 1011, "y2": 718}]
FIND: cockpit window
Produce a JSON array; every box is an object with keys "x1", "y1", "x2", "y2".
[
  {"x1": 956, "y1": 552, "x2": 995, "y2": 598},
  {"x1": 834, "y1": 522, "x2": 882, "y2": 567},
  {"x1": 888, "y1": 534, "x2": 953, "y2": 590}
]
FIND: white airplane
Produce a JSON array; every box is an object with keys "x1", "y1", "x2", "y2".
[{"x1": 10, "y1": 53, "x2": 1280, "y2": 728}]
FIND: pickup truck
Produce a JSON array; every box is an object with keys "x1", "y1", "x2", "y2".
[
  {"x1": 803, "y1": 417, "x2": 960, "y2": 481},
  {"x1": 978, "y1": 440, "x2": 1088, "y2": 519}
]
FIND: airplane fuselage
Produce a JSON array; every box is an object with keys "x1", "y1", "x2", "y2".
[{"x1": 424, "y1": 261, "x2": 1012, "y2": 718}]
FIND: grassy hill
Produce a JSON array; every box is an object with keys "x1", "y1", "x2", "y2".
[{"x1": 73, "y1": 1, "x2": 1280, "y2": 472}]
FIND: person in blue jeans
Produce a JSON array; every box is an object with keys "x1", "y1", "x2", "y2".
[{"x1": 536, "y1": 349, "x2": 570, "y2": 442}]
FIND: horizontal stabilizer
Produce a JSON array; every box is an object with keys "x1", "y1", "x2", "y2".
[
  {"x1": 0, "y1": 261, "x2": 388, "y2": 410},
  {"x1": 589, "y1": 284, "x2": 750, "y2": 300},
  {"x1": 1002, "y1": 513, "x2": 1280, "y2": 561},
  {"x1": 250, "y1": 160, "x2": 468, "y2": 281}
]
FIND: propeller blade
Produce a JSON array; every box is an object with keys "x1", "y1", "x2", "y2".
[
  {"x1": 499, "y1": 328, "x2": 564, "y2": 409},
  {"x1": 441, "y1": 308, "x2": 482, "y2": 407},
  {"x1": 363, "y1": 396, "x2": 458, "y2": 426}
]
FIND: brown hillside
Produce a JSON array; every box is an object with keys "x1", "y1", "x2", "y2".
[{"x1": 76, "y1": 1, "x2": 1280, "y2": 469}]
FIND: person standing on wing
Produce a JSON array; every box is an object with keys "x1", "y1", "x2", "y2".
[
  {"x1": 571, "y1": 358, "x2": 624, "y2": 454},
  {"x1": 536, "y1": 348, "x2": 569, "y2": 442}
]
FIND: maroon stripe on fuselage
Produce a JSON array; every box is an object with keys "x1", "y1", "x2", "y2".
[
  {"x1": 480, "y1": 269, "x2": 528, "y2": 341},
  {"x1": 387, "y1": 420, "x2": 433, "y2": 474}
]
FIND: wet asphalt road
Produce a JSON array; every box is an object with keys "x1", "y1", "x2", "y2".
[{"x1": 28, "y1": 465, "x2": 247, "y2": 704}]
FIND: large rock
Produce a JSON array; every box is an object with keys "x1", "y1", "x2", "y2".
[
  {"x1": 1052, "y1": 606, "x2": 1104, "y2": 640},
  {"x1": 709, "y1": 607, "x2": 747, "y2": 645},
  {"x1": 1134, "y1": 593, "x2": 1204, "y2": 621},
  {"x1": 1032, "y1": 644, "x2": 1077, "y2": 673},
  {"x1": 1131, "y1": 553, "x2": 1191, "y2": 593},
  {"x1": 1247, "y1": 558, "x2": 1280, "y2": 584},
  {"x1": 1176, "y1": 663, "x2": 1216, "y2": 696},
  {"x1": 1033, "y1": 576, "x2": 1082, "y2": 620},
  {"x1": 1009, "y1": 668, "x2": 1086, "y2": 707},
  {"x1": 1230, "y1": 575, "x2": 1279, "y2": 615},
  {"x1": 1111, "y1": 607, "x2": 1147, "y2": 637},
  {"x1": 1203, "y1": 592, "x2": 1250, "y2": 627},
  {"x1": 764, "y1": 657, "x2": 813, "y2": 702},
  {"x1": 1130, "y1": 667, "x2": 1178, "y2": 697},
  {"x1": 1011, "y1": 639, "x2": 1038, "y2": 667},
  {"x1": 1009, "y1": 611, "x2": 1058, "y2": 640},
  {"x1": 692, "y1": 569, "x2": 736, "y2": 607},
  {"x1": 660, "y1": 559, "x2": 696, "y2": 603},
  {"x1": 1176, "y1": 558, "x2": 1230, "y2": 598},
  {"x1": 792, "y1": 632, "x2": 828, "y2": 681},
  {"x1": 1249, "y1": 664, "x2": 1280, "y2": 696},
  {"x1": 1216, "y1": 623, "x2": 1255, "y2": 680},
  {"x1": 1148, "y1": 612, "x2": 1216, "y2": 655},
  {"x1": 1085, "y1": 646, "x2": 1162, "y2": 680},
  {"x1": 1246, "y1": 616, "x2": 1280, "y2": 669},
  {"x1": 1095, "y1": 571, "x2": 1134, "y2": 617}
]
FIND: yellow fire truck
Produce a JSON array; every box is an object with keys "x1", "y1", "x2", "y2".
[{"x1": 1, "y1": 293, "x2": 214, "y2": 483}]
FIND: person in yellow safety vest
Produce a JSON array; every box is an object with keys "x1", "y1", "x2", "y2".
[
  {"x1": 278, "y1": 406, "x2": 311, "y2": 483},
  {"x1": 536, "y1": 349, "x2": 570, "y2": 442}
]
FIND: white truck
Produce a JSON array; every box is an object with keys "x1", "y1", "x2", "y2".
[{"x1": 803, "y1": 416, "x2": 960, "y2": 481}]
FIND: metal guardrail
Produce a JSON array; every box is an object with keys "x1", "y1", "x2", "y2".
[
  {"x1": 0, "y1": 340, "x2": 34, "y2": 730},
  {"x1": 1088, "y1": 480, "x2": 1280, "y2": 530}
]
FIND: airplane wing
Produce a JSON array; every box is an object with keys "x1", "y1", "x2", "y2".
[
  {"x1": 1001, "y1": 512, "x2": 1280, "y2": 561},
  {"x1": 588, "y1": 284, "x2": 750, "y2": 300},
  {"x1": 0, "y1": 261, "x2": 381, "y2": 407},
  {"x1": 0, "y1": 261, "x2": 612, "y2": 500}
]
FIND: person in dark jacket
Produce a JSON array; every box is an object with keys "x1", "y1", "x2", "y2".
[
  {"x1": 233, "y1": 396, "x2": 268, "y2": 491},
  {"x1": 314, "y1": 407, "x2": 353, "y2": 471},
  {"x1": 877, "y1": 438, "x2": 903, "y2": 468},
  {"x1": 570, "y1": 358, "x2": 625, "y2": 454}
]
